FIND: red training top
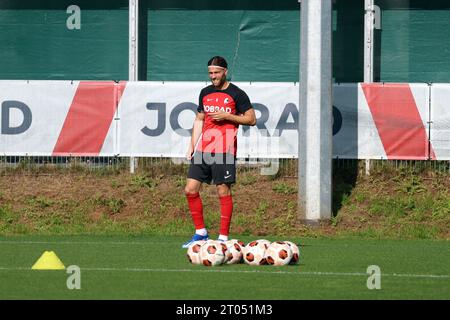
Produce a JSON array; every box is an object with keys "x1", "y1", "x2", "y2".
[{"x1": 197, "y1": 83, "x2": 252, "y2": 155}]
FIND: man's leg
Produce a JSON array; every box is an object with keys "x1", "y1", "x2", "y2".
[
  {"x1": 216, "y1": 183, "x2": 233, "y2": 242},
  {"x1": 182, "y1": 178, "x2": 209, "y2": 248},
  {"x1": 185, "y1": 178, "x2": 207, "y2": 235}
]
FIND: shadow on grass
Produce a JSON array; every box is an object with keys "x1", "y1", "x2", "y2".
[{"x1": 332, "y1": 159, "x2": 359, "y2": 217}]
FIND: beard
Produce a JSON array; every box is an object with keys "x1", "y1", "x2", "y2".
[{"x1": 212, "y1": 75, "x2": 227, "y2": 88}]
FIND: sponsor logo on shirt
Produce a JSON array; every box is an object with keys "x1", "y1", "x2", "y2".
[{"x1": 204, "y1": 105, "x2": 232, "y2": 113}]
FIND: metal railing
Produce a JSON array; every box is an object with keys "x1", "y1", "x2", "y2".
[{"x1": 1, "y1": 156, "x2": 449, "y2": 177}]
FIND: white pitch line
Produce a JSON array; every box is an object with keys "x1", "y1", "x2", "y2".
[
  {"x1": 0, "y1": 241, "x2": 164, "y2": 245},
  {"x1": 76, "y1": 268, "x2": 450, "y2": 278},
  {"x1": 0, "y1": 266, "x2": 449, "y2": 279}
]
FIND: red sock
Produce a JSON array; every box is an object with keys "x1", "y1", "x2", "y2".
[
  {"x1": 186, "y1": 192, "x2": 205, "y2": 230},
  {"x1": 219, "y1": 195, "x2": 233, "y2": 236}
]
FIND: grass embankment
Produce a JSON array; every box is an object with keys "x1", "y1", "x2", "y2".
[{"x1": 0, "y1": 161, "x2": 449, "y2": 239}]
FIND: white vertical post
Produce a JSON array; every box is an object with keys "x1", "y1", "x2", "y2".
[
  {"x1": 364, "y1": 0, "x2": 374, "y2": 175},
  {"x1": 364, "y1": 0, "x2": 374, "y2": 83},
  {"x1": 298, "y1": 0, "x2": 333, "y2": 223},
  {"x1": 129, "y1": 0, "x2": 139, "y2": 174}
]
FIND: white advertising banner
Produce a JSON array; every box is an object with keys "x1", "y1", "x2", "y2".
[
  {"x1": 332, "y1": 83, "x2": 386, "y2": 159},
  {"x1": 118, "y1": 81, "x2": 204, "y2": 157},
  {"x1": 0, "y1": 80, "x2": 118, "y2": 156},
  {"x1": 355, "y1": 83, "x2": 430, "y2": 160},
  {"x1": 0, "y1": 80, "x2": 441, "y2": 159},
  {"x1": 118, "y1": 82, "x2": 431, "y2": 159},
  {"x1": 430, "y1": 84, "x2": 450, "y2": 160},
  {"x1": 0, "y1": 80, "x2": 78, "y2": 156},
  {"x1": 118, "y1": 82, "x2": 299, "y2": 158}
]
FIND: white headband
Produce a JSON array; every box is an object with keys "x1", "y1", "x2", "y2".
[{"x1": 208, "y1": 65, "x2": 226, "y2": 69}]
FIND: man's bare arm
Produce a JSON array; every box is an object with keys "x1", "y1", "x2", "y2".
[
  {"x1": 186, "y1": 112, "x2": 205, "y2": 159},
  {"x1": 209, "y1": 108, "x2": 256, "y2": 126}
]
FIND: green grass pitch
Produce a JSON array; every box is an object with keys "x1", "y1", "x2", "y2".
[{"x1": 0, "y1": 235, "x2": 448, "y2": 299}]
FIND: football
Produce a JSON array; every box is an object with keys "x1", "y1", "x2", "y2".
[
  {"x1": 285, "y1": 241, "x2": 300, "y2": 264},
  {"x1": 243, "y1": 241, "x2": 267, "y2": 265},
  {"x1": 224, "y1": 239, "x2": 245, "y2": 264},
  {"x1": 264, "y1": 241, "x2": 293, "y2": 266},
  {"x1": 186, "y1": 240, "x2": 206, "y2": 265},
  {"x1": 218, "y1": 241, "x2": 231, "y2": 263},
  {"x1": 200, "y1": 240, "x2": 226, "y2": 266},
  {"x1": 255, "y1": 239, "x2": 271, "y2": 250}
]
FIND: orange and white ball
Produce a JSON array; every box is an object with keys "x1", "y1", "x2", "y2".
[
  {"x1": 224, "y1": 239, "x2": 245, "y2": 264},
  {"x1": 264, "y1": 241, "x2": 293, "y2": 266},
  {"x1": 200, "y1": 240, "x2": 226, "y2": 266},
  {"x1": 186, "y1": 240, "x2": 206, "y2": 265}
]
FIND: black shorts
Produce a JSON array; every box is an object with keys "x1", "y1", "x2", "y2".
[{"x1": 187, "y1": 152, "x2": 236, "y2": 185}]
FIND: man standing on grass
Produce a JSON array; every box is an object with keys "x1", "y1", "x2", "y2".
[{"x1": 182, "y1": 56, "x2": 256, "y2": 248}]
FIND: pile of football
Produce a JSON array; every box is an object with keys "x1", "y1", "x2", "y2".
[{"x1": 186, "y1": 239, "x2": 299, "y2": 266}]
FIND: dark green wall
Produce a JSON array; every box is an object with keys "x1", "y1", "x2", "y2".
[
  {"x1": 144, "y1": 0, "x2": 300, "y2": 82},
  {"x1": 376, "y1": 0, "x2": 450, "y2": 82},
  {"x1": 333, "y1": 0, "x2": 364, "y2": 83},
  {"x1": 0, "y1": 0, "x2": 365, "y2": 82},
  {"x1": 1, "y1": 0, "x2": 450, "y2": 83},
  {"x1": 0, "y1": 0, "x2": 128, "y2": 80}
]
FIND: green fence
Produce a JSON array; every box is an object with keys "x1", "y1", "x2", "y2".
[
  {"x1": 0, "y1": 0, "x2": 129, "y2": 80},
  {"x1": 0, "y1": 0, "x2": 449, "y2": 82}
]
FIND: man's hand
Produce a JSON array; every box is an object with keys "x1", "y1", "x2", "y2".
[
  {"x1": 186, "y1": 144, "x2": 194, "y2": 160},
  {"x1": 209, "y1": 111, "x2": 230, "y2": 122},
  {"x1": 209, "y1": 109, "x2": 256, "y2": 126}
]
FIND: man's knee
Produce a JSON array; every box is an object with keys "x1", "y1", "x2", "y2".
[
  {"x1": 216, "y1": 184, "x2": 231, "y2": 197},
  {"x1": 185, "y1": 182, "x2": 201, "y2": 195},
  {"x1": 185, "y1": 186, "x2": 197, "y2": 195}
]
